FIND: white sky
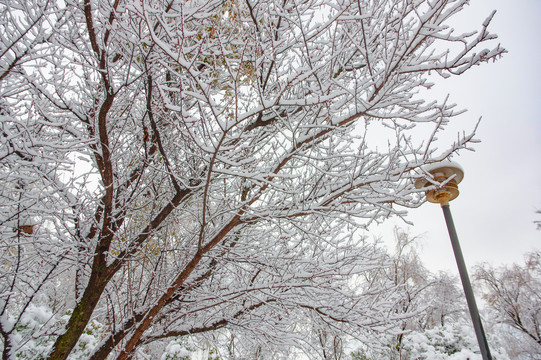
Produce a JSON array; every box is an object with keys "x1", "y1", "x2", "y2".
[{"x1": 376, "y1": 0, "x2": 541, "y2": 272}]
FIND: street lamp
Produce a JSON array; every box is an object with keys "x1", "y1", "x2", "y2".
[{"x1": 415, "y1": 162, "x2": 492, "y2": 360}]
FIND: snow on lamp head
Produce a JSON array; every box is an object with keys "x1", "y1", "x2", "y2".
[{"x1": 414, "y1": 161, "x2": 464, "y2": 206}]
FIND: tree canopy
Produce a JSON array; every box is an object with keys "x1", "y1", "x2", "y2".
[{"x1": 0, "y1": 0, "x2": 504, "y2": 358}]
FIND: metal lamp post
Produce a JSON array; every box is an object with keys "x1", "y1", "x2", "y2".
[{"x1": 415, "y1": 162, "x2": 492, "y2": 360}]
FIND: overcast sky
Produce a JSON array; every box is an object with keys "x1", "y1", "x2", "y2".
[{"x1": 376, "y1": 0, "x2": 541, "y2": 273}]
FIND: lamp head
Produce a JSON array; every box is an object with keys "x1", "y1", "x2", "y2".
[{"x1": 415, "y1": 161, "x2": 464, "y2": 206}]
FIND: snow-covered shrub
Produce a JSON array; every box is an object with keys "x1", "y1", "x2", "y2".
[
  {"x1": 160, "y1": 339, "x2": 193, "y2": 360},
  {"x1": 0, "y1": 305, "x2": 103, "y2": 359},
  {"x1": 8, "y1": 305, "x2": 56, "y2": 359},
  {"x1": 401, "y1": 323, "x2": 509, "y2": 360}
]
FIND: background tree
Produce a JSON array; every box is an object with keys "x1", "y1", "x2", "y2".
[
  {"x1": 0, "y1": 0, "x2": 504, "y2": 358},
  {"x1": 353, "y1": 229, "x2": 469, "y2": 359},
  {"x1": 350, "y1": 230, "x2": 510, "y2": 360},
  {"x1": 475, "y1": 251, "x2": 541, "y2": 359}
]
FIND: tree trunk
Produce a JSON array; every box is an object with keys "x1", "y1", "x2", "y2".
[{"x1": 47, "y1": 270, "x2": 108, "y2": 360}]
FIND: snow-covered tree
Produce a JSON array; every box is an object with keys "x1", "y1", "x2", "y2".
[
  {"x1": 475, "y1": 251, "x2": 541, "y2": 359},
  {"x1": 0, "y1": 0, "x2": 504, "y2": 358},
  {"x1": 350, "y1": 229, "x2": 469, "y2": 359},
  {"x1": 348, "y1": 230, "x2": 512, "y2": 360}
]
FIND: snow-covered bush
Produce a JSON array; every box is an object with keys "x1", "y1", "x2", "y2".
[
  {"x1": 0, "y1": 305, "x2": 103, "y2": 359},
  {"x1": 401, "y1": 323, "x2": 509, "y2": 360},
  {"x1": 161, "y1": 341, "x2": 192, "y2": 360},
  {"x1": 6, "y1": 305, "x2": 56, "y2": 359}
]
